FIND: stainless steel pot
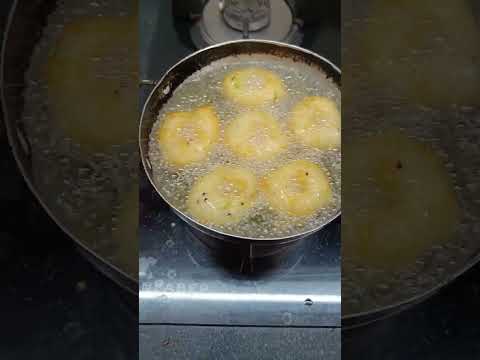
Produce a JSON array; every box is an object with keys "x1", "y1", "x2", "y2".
[{"x1": 139, "y1": 39, "x2": 341, "y2": 252}]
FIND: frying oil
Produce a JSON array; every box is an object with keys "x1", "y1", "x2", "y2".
[{"x1": 149, "y1": 54, "x2": 341, "y2": 239}]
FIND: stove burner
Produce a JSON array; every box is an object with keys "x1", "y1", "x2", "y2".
[
  {"x1": 221, "y1": 0, "x2": 270, "y2": 34},
  {"x1": 190, "y1": 0, "x2": 303, "y2": 49}
]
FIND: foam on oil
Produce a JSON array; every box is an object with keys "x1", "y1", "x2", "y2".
[{"x1": 149, "y1": 54, "x2": 341, "y2": 239}]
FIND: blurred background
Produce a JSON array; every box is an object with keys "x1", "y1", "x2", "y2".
[
  {"x1": 343, "y1": 0, "x2": 480, "y2": 358},
  {"x1": 1, "y1": 0, "x2": 480, "y2": 359},
  {"x1": 0, "y1": 1, "x2": 137, "y2": 359}
]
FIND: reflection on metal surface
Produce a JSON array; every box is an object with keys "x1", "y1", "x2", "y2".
[{"x1": 140, "y1": 291, "x2": 341, "y2": 303}]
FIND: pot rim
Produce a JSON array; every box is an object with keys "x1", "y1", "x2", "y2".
[{"x1": 139, "y1": 39, "x2": 341, "y2": 243}]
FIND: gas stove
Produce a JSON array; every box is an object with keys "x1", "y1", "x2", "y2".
[
  {"x1": 139, "y1": 0, "x2": 340, "y2": 331},
  {"x1": 189, "y1": 0, "x2": 303, "y2": 48},
  {"x1": 140, "y1": 0, "x2": 340, "y2": 81}
]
